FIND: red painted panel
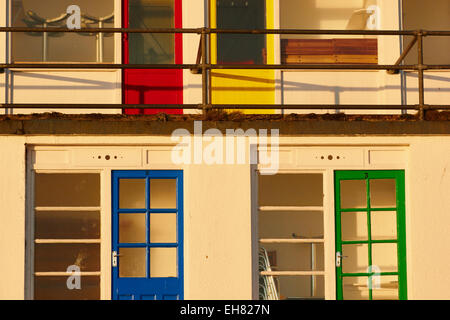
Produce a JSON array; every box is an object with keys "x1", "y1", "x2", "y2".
[{"x1": 123, "y1": 0, "x2": 183, "y2": 115}]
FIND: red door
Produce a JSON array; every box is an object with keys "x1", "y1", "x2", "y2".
[{"x1": 123, "y1": 0, "x2": 182, "y2": 115}]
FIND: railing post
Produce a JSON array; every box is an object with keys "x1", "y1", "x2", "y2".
[
  {"x1": 417, "y1": 30, "x2": 426, "y2": 120},
  {"x1": 201, "y1": 28, "x2": 208, "y2": 114}
]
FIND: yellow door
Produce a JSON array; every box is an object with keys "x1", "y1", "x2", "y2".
[{"x1": 210, "y1": 0, "x2": 275, "y2": 114}]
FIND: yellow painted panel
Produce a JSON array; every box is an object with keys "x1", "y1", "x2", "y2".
[
  {"x1": 212, "y1": 70, "x2": 275, "y2": 114},
  {"x1": 210, "y1": 0, "x2": 276, "y2": 114}
]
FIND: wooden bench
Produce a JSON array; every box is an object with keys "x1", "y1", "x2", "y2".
[{"x1": 281, "y1": 38, "x2": 378, "y2": 64}]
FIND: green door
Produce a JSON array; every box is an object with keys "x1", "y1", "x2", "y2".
[{"x1": 335, "y1": 170, "x2": 407, "y2": 300}]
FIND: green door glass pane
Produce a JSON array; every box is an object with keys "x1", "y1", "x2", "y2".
[
  {"x1": 342, "y1": 244, "x2": 369, "y2": 273},
  {"x1": 371, "y1": 211, "x2": 397, "y2": 240},
  {"x1": 342, "y1": 277, "x2": 369, "y2": 300},
  {"x1": 372, "y1": 243, "x2": 398, "y2": 273},
  {"x1": 372, "y1": 276, "x2": 399, "y2": 300},
  {"x1": 340, "y1": 179, "x2": 367, "y2": 209},
  {"x1": 341, "y1": 211, "x2": 368, "y2": 241},
  {"x1": 369, "y1": 179, "x2": 397, "y2": 208}
]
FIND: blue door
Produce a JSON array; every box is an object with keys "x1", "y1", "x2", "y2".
[{"x1": 112, "y1": 170, "x2": 184, "y2": 300}]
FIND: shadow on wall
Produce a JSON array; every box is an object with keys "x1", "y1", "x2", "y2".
[
  {"x1": 1, "y1": 71, "x2": 118, "y2": 90},
  {"x1": 281, "y1": 73, "x2": 450, "y2": 106},
  {"x1": 0, "y1": 72, "x2": 119, "y2": 114},
  {"x1": 1, "y1": 71, "x2": 450, "y2": 110}
]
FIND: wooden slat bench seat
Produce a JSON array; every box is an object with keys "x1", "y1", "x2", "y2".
[{"x1": 281, "y1": 38, "x2": 378, "y2": 64}]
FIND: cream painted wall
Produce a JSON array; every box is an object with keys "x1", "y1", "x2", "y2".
[
  {"x1": 0, "y1": 136, "x2": 26, "y2": 299},
  {"x1": 405, "y1": 71, "x2": 450, "y2": 106},
  {"x1": 0, "y1": 135, "x2": 449, "y2": 300},
  {"x1": 407, "y1": 137, "x2": 450, "y2": 300},
  {"x1": 282, "y1": 71, "x2": 402, "y2": 114},
  {"x1": 185, "y1": 164, "x2": 253, "y2": 299},
  {"x1": 10, "y1": 70, "x2": 120, "y2": 114}
]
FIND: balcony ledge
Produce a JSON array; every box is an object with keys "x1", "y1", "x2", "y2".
[{"x1": 0, "y1": 111, "x2": 448, "y2": 136}]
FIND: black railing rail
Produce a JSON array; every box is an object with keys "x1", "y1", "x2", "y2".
[{"x1": 1, "y1": 27, "x2": 450, "y2": 120}]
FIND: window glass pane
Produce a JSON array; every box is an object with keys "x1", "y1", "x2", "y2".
[
  {"x1": 370, "y1": 179, "x2": 396, "y2": 208},
  {"x1": 260, "y1": 275, "x2": 325, "y2": 300},
  {"x1": 150, "y1": 248, "x2": 177, "y2": 277},
  {"x1": 372, "y1": 243, "x2": 398, "y2": 273},
  {"x1": 342, "y1": 243, "x2": 368, "y2": 274},
  {"x1": 217, "y1": 0, "x2": 266, "y2": 64},
  {"x1": 150, "y1": 213, "x2": 177, "y2": 243},
  {"x1": 119, "y1": 179, "x2": 146, "y2": 209},
  {"x1": 35, "y1": 173, "x2": 100, "y2": 207},
  {"x1": 259, "y1": 211, "x2": 323, "y2": 239},
  {"x1": 35, "y1": 211, "x2": 100, "y2": 239},
  {"x1": 341, "y1": 211, "x2": 367, "y2": 241},
  {"x1": 34, "y1": 276, "x2": 100, "y2": 300},
  {"x1": 35, "y1": 243, "x2": 100, "y2": 272},
  {"x1": 259, "y1": 174, "x2": 323, "y2": 207},
  {"x1": 371, "y1": 211, "x2": 397, "y2": 240},
  {"x1": 281, "y1": 0, "x2": 378, "y2": 32},
  {"x1": 150, "y1": 179, "x2": 177, "y2": 209},
  {"x1": 128, "y1": 0, "x2": 174, "y2": 64},
  {"x1": 403, "y1": 0, "x2": 450, "y2": 65},
  {"x1": 260, "y1": 243, "x2": 324, "y2": 272},
  {"x1": 119, "y1": 213, "x2": 146, "y2": 243},
  {"x1": 340, "y1": 179, "x2": 367, "y2": 209},
  {"x1": 280, "y1": 1, "x2": 378, "y2": 64},
  {"x1": 119, "y1": 247, "x2": 147, "y2": 278},
  {"x1": 342, "y1": 277, "x2": 370, "y2": 300},
  {"x1": 12, "y1": 0, "x2": 114, "y2": 62},
  {"x1": 372, "y1": 275, "x2": 399, "y2": 300}
]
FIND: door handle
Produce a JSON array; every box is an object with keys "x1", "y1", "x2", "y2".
[
  {"x1": 336, "y1": 251, "x2": 348, "y2": 267},
  {"x1": 112, "y1": 250, "x2": 122, "y2": 267}
]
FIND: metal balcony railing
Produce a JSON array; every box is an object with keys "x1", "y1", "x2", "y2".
[{"x1": 1, "y1": 27, "x2": 450, "y2": 120}]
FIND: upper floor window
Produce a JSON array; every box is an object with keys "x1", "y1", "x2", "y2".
[
  {"x1": 217, "y1": 0, "x2": 267, "y2": 64},
  {"x1": 11, "y1": 0, "x2": 114, "y2": 62},
  {"x1": 127, "y1": 0, "x2": 175, "y2": 64},
  {"x1": 280, "y1": 0, "x2": 378, "y2": 64},
  {"x1": 402, "y1": 0, "x2": 450, "y2": 65}
]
